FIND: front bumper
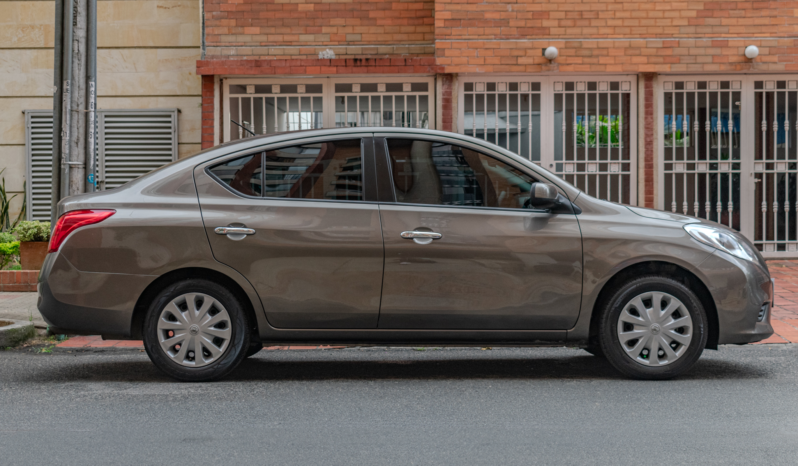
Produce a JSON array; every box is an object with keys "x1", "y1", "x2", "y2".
[
  {"x1": 37, "y1": 252, "x2": 156, "y2": 337},
  {"x1": 699, "y1": 251, "x2": 774, "y2": 345}
]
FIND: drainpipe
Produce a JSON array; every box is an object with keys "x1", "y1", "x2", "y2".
[
  {"x1": 50, "y1": 0, "x2": 64, "y2": 225},
  {"x1": 85, "y1": 0, "x2": 97, "y2": 192},
  {"x1": 59, "y1": 0, "x2": 75, "y2": 201}
]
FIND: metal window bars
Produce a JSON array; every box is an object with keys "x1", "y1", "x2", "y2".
[
  {"x1": 460, "y1": 78, "x2": 636, "y2": 205},
  {"x1": 553, "y1": 81, "x2": 632, "y2": 204},
  {"x1": 333, "y1": 82, "x2": 430, "y2": 129},
  {"x1": 228, "y1": 84, "x2": 325, "y2": 141},
  {"x1": 662, "y1": 81, "x2": 742, "y2": 231},
  {"x1": 754, "y1": 80, "x2": 798, "y2": 253},
  {"x1": 462, "y1": 81, "x2": 542, "y2": 163}
]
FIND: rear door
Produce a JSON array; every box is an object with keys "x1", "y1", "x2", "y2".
[
  {"x1": 194, "y1": 135, "x2": 384, "y2": 329},
  {"x1": 374, "y1": 136, "x2": 583, "y2": 330}
]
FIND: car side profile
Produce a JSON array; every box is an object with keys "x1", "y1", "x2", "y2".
[{"x1": 37, "y1": 128, "x2": 774, "y2": 381}]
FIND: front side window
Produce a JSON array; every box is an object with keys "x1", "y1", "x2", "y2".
[
  {"x1": 385, "y1": 139, "x2": 538, "y2": 209},
  {"x1": 209, "y1": 139, "x2": 363, "y2": 201}
]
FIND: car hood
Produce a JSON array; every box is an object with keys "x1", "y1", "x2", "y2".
[{"x1": 625, "y1": 205, "x2": 702, "y2": 223}]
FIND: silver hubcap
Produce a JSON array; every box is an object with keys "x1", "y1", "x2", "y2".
[
  {"x1": 157, "y1": 293, "x2": 232, "y2": 368},
  {"x1": 617, "y1": 291, "x2": 693, "y2": 367}
]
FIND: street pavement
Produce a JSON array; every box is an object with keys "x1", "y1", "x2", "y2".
[{"x1": 1, "y1": 344, "x2": 798, "y2": 465}]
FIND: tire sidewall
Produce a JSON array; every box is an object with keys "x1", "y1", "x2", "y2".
[
  {"x1": 599, "y1": 276, "x2": 708, "y2": 380},
  {"x1": 143, "y1": 279, "x2": 250, "y2": 382}
]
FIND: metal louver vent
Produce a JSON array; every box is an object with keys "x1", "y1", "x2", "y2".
[
  {"x1": 98, "y1": 110, "x2": 178, "y2": 190},
  {"x1": 24, "y1": 111, "x2": 55, "y2": 221},
  {"x1": 24, "y1": 109, "x2": 179, "y2": 221}
]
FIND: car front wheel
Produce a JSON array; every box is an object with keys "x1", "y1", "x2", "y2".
[
  {"x1": 143, "y1": 279, "x2": 250, "y2": 382},
  {"x1": 598, "y1": 276, "x2": 708, "y2": 380}
]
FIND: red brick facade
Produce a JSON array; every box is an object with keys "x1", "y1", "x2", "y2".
[
  {"x1": 0, "y1": 271, "x2": 39, "y2": 292},
  {"x1": 203, "y1": 0, "x2": 434, "y2": 59},
  {"x1": 642, "y1": 73, "x2": 654, "y2": 208}
]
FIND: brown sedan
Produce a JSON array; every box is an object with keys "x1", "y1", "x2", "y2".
[{"x1": 38, "y1": 128, "x2": 773, "y2": 381}]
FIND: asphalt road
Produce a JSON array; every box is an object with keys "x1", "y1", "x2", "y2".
[{"x1": 1, "y1": 345, "x2": 798, "y2": 466}]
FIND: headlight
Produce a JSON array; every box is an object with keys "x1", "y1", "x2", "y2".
[{"x1": 684, "y1": 224, "x2": 758, "y2": 262}]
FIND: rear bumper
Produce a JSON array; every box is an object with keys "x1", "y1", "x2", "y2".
[{"x1": 37, "y1": 252, "x2": 156, "y2": 337}]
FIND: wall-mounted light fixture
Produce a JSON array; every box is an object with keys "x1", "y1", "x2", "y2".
[
  {"x1": 745, "y1": 45, "x2": 759, "y2": 60},
  {"x1": 543, "y1": 46, "x2": 558, "y2": 61}
]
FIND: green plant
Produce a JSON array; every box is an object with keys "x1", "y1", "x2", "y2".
[
  {"x1": 0, "y1": 170, "x2": 25, "y2": 232},
  {"x1": 576, "y1": 115, "x2": 624, "y2": 148},
  {"x1": 13, "y1": 220, "x2": 51, "y2": 242},
  {"x1": 0, "y1": 241, "x2": 20, "y2": 269},
  {"x1": 0, "y1": 232, "x2": 14, "y2": 243}
]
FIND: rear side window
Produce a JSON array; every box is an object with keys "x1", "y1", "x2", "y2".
[
  {"x1": 208, "y1": 139, "x2": 363, "y2": 201},
  {"x1": 208, "y1": 154, "x2": 263, "y2": 197},
  {"x1": 385, "y1": 139, "x2": 538, "y2": 209}
]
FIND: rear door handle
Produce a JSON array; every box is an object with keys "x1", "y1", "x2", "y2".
[
  {"x1": 214, "y1": 227, "x2": 256, "y2": 241},
  {"x1": 400, "y1": 231, "x2": 442, "y2": 240},
  {"x1": 400, "y1": 230, "x2": 442, "y2": 245}
]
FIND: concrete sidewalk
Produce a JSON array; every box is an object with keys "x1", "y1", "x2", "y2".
[
  {"x1": 0, "y1": 260, "x2": 795, "y2": 349},
  {"x1": 0, "y1": 292, "x2": 43, "y2": 328}
]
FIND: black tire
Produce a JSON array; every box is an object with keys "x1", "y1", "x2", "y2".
[
  {"x1": 143, "y1": 279, "x2": 250, "y2": 382},
  {"x1": 598, "y1": 276, "x2": 707, "y2": 380}
]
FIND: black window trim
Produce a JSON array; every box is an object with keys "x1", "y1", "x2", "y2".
[{"x1": 375, "y1": 136, "x2": 552, "y2": 213}]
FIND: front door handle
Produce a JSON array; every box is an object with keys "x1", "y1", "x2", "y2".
[
  {"x1": 400, "y1": 230, "x2": 442, "y2": 245},
  {"x1": 214, "y1": 226, "x2": 256, "y2": 241}
]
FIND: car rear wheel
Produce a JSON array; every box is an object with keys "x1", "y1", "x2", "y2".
[
  {"x1": 143, "y1": 279, "x2": 250, "y2": 382},
  {"x1": 598, "y1": 276, "x2": 707, "y2": 380}
]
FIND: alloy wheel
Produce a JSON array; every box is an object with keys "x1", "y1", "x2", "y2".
[
  {"x1": 616, "y1": 291, "x2": 693, "y2": 367},
  {"x1": 156, "y1": 293, "x2": 232, "y2": 368}
]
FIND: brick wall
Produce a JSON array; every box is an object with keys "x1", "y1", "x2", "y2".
[
  {"x1": 0, "y1": 271, "x2": 38, "y2": 292},
  {"x1": 435, "y1": 1, "x2": 798, "y2": 73},
  {"x1": 201, "y1": 0, "x2": 798, "y2": 73},
  {"x1": 201, "y1": 75, "x2": 214, "y2": 149},
  {"x1": 204, "y1": 0, "x2": 435, "y2": 59},
  {"x1": 435, "y1": 1, "x2": 798, "y2": 40},
  {"x1": 642, "y1": 73, "x2": 654, "y2": 208}
]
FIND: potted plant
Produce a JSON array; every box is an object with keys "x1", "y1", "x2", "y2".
[{"x1": 13, "y1": 221, "x2": 50, "y2": 270}]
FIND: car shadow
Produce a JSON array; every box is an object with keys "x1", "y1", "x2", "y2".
[
  {"x1": 226, "y1": 353, "x2": 770, "y2": 382},
  {"x1": 18, "y1": 350, "x2": 771, "y2": 383}
]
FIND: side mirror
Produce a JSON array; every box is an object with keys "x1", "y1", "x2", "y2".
[{"x1": 527, "y1": 182, "x2": 560, "y2": 210}]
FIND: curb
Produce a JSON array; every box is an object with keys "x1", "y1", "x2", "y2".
[{"x1": 0, "y1": 319, "x2": 36, "y2": 347}]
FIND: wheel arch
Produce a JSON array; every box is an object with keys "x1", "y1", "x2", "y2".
[
  {"x1": 587, "y1": 261, "x2": 719, "y2": 350},
  {"x1": 129, "y1": 267, "x2": 261, "y2": 341}
]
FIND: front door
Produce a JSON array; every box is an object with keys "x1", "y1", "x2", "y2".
[
  {"x1": 375, "y1": 137, "x2": 583, "y2": 330},
  {"x1": 194, "y1": 136, "x2": 384, "y2": 329}
]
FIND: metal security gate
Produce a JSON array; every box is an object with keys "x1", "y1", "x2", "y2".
[
  {"x1": 660, "y1": 76, "x2": 798, "y2": 257},
  {"x1": 553, "y1": 80, "x2": 634, "y2": 204},
  {"x1": 755, "y1": 79, "x2": 798, "y2": 254},
  {"x1": 459, "y1": 76, "x2": 637, "y2": 204},
  {"x1": 224, "y1": 77, "x2": 434, "y2": 142},
  {"x1": 661, "y1": 80, "x2": 743, "y2": 230}
]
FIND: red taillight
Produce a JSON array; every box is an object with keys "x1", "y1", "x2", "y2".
[{"x1": 48, "y1": 209, "x2": 116, "y2": 253}]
